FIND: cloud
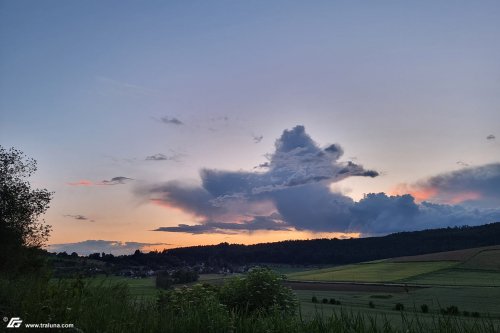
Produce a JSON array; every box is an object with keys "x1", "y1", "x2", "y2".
[
  {"x1": 154, "y1": 214, "x2": 290, "y2": 234},
  {"x1": 67, "y1": 180, "x2": 94, "y2": 186},
  {"x1": 349, "y1": 193, "x2": 500, "y2": 235},
  {"x1": 487, "y1": 134, "x2": 495, "y2": 140},
  {"x1": 145, "y1": 152, "x2": 184, "y2": 162},
  {"x1": 47, "y1": 240, "x2": 170, "y2": 256},
  {"x1": 252, "y1": 135, "x2": 263, "y2": 143},
  {"x1": 99, "y1": 176, "x2": 134, "y2": 185},
  {"x1": 392, "y1": 163, "x2": 500, "y2": 208},
  {"x1": 64, "y1": 214, "x2": 94, "y2": 222},
  {"x1": 159, "y1": 116, "x2": 183, "y2": 125},
  {"x1": 138, "y1": 125, "x2": 500, "y2": 235},
  {"x1": 67, "y1": 177, "x2": 133, "y2": 186},
  {"x1": 139, "y1": 125, "x2": 379, "y2": 233}
]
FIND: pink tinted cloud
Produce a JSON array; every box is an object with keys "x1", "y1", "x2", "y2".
[{"x1": 67, "y1": 180, "x2": 94, "y2": 186}]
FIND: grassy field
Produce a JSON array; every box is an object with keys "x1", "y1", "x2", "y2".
[
  {"x1": 284, "y1": 246, "x2": 500, "y2": 326},
  {"x1": 287, "y1": 261, "x2": 457, "y2": 282}
]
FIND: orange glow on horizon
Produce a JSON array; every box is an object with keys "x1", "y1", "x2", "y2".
[{"x1": 141, "y1": 230, "x2": 361, "y2": 252}]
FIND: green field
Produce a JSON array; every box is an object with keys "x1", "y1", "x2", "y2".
[
  {"x1": 288, "y1": 261, "x2": 457, "y2": 282},
  {"x1": 284, "y1": 247, "x2": 500, "y2": 324}
]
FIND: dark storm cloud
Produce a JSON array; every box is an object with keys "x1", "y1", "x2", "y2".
[
  {"x1": 154, "y1": 215, "x2": 290, "y2": 234},
  {"x1": 47, "y1": 240, "x2": 170, "y2": 256},
  {"x1": 349, "y1": 193, "x2": 500, "y2": 235},
  {"x1": 486, "y1": 134, "x2": 495, "y2": 140},
  {"x1": 139, "y1": 125, "x2": 500, "y2": 235},
  {"x1": 100, "y1": 176, "x2": 133, "y2": 185},
  {"x1": 64, "y1": 214, "x2": 94, "y2": 222},
  {"x1": 160, "y1": 116, "x2": 183, "y2": 125}
]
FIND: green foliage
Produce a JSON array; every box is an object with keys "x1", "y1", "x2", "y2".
[
  {"x1": 0, "y1": 146, "x2": 52, "y2": 274},
  {"x1": 156, "y1": 268, "x2": 199, "y2": 290},
  {"x1": 219, "y1": 267, "x2": 297, "y2": 315},
  {"x1": 311, "y1": 295, "x2": 318, "y2": 303},
  {"x1": 2, "y1": 274, "x2": 500, "y2": 333},
  {"x1": 322, "y1": 298, "x2": 328, "y2": 304},
  {"x1": 368, "y1": 301, "x2": 375, "y2": 308},
  {"x1": 171, "y1": 268, "x2": 199, "y2": 284},
  {"x1": 441, "y1": 305, "x2": 460, "y2": 316},
  {"x1": 421, "y1": 304, "x2": 429, "y2": 313}
]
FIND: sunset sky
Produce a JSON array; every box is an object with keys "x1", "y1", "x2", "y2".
[{"x1": 1, "y1": 1, "x2": 499, "y2": 255}]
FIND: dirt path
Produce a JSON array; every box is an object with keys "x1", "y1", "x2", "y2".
[{"x1": 285, "y1": 280, "x2": 425, "y2": 292}]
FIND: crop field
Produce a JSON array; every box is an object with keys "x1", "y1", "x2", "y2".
[
  {"x1": 287, "y1": 261, "x2": 457, "y2": 282},
  {"x1": 404, "y1": 268, "x2": 500, "y2": 286},
  {"x1": 285, "y1": 246, "x2": 500, "y2": 326},
  {"x1": 460, "y1": 249, "x2": 500, "y2": 271},
  {"x1": 388, "y1": 245, "x2": 500, "y2": 263}
]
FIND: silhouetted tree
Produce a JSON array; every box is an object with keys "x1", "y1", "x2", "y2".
[{"x1": 0, "y1": 146, "x2": 52, "y2": 273}]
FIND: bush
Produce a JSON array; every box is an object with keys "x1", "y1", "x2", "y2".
[
  {"x1": 394, "y1": 303, "x2": 405, "y2": 311},
  {"x1": 312, "y1": 295, "x2": 318, "y2": 303},
  {"x1": 219, "y1": 267, "x2": 297, "y2": 315},
  {"x1": 441, "y1": 305, "x2": 459, "y2": 316},
  {"x1": 322, "y1": 298, "x2": 328, "y2": 304},
  {"x1": 368, "y1": 301, "x2": 375, "y2": 308},
  {"x1": 421, "y1": 304, "x2": 429, "y2": 313},
  {"x1": 472, "y1": 311, "x2": 481, "y2": 318},
  {"x1": 463, "y1": 310, "x2": 469, "y2": 317},
  {"x1": 329, "y1": 298, "x2": 336, "y2": 305}
]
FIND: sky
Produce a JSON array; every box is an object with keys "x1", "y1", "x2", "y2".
[{"x1": 1, "y1": 1, "x2": 499, "y2": 255}]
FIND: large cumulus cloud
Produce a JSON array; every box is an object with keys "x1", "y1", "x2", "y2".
[{"x1": 138, "y1": 126, "x2": 500, "y2": 235}]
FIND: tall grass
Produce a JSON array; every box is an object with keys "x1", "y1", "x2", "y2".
[{"x1": 1, "y1": 275, "x2": 498, "y2": 333}]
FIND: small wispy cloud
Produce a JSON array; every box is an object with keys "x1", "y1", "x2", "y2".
[
  {"x1": 99, "y1": 176, "x2": 133, "y2": 185},
  {"x1": 145, "y1": 151, "x2": 184, "y2": 162},
  {"x1": 67, "y1": 177, "x2": 133, "y2": 186},
  {"x1": 64, "y1": 214, "x2": 95, "y2": 222},
  {"x1": 67, "y1": 180, "x2": 93, "y2": 186},
  {"x1": 47, "y1": 240, "x2": 171, "y2": 256},
  {"x1": 96, "y1": 76, "x2": 156, "y2": 97},
  {"x1": 487, "y1": 134, "x2": 496, "y2": 140},
  {"x1": 159, "y1": 116, "x2": 183, "y2": 125},
  {"x1": 252, "y1": 135, "x2": 264, "y2": 143}
]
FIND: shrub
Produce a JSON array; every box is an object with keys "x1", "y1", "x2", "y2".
[
  {"x1": 421, "y1": 304, "x2": 429, "y2": 313},
  {"x1": 322, "y1": 298, "x2": 328, "y2": 304},
  {"x1": 368, "y1": 301, "x2": 375, "y2": 308},
  {"x1": 394, "y1": 303, "x2": 405, "y2": 311},
  {"x1": 472, "y1": 311, "x2": 481, "y2": 318},
  {"x1": 463, "y1": 310, "x2": 470, "y2": 317},
  {"x1": 329, "y1": 298, "x2": 336, "y2": 305},
  {"x1": 219, "y1": 267, "x2": 297, "y2": 315},
  {"x1": 312, "y1": 295, "x2": 318, "y2": 303},
  {"x1": 441, "y1": 305, "x2": 459, "y2": 316}
]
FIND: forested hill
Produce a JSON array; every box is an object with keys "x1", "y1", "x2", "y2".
[{"x1": 165, "y1": 222, "x2": 500, "y2": 265}]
